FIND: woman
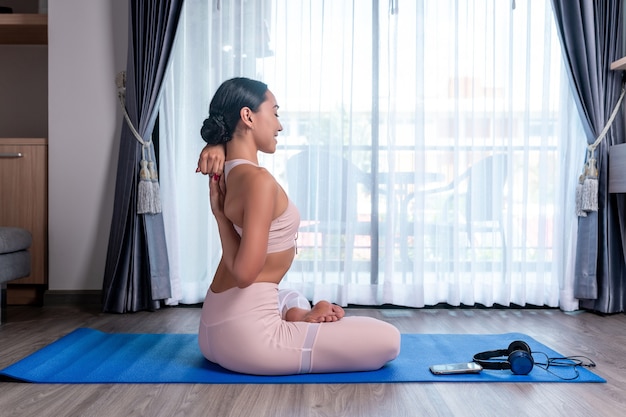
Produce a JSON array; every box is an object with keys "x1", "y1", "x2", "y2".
[{"x1": 197, "y1": 77, "x2": 400, "y2": 375}]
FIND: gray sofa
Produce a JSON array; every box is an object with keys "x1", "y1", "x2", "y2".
[{"x1": 0, "y1": 227, "x2": 32, "y2": 323}]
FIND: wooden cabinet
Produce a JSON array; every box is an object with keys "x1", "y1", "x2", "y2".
[
  {"x1": 0, "y1": 13, "x2": 48, "y2": 304},
  {"x1": 0, "y1": 138, "x2": 48, "y2": 300},
  {"x1": 0, "y1": 14, "x2": 47, "y2": 45}
]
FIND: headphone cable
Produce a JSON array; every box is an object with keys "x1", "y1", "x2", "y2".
[{"x1": 532, "y1": 352, "x2": 596, "y2": 381}]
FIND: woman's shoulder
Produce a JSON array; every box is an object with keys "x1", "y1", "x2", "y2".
[{"x1": 228, "y1": 162, "x2": 276, "y2": 191}]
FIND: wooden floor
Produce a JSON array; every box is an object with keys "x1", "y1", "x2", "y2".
[{"x1": 1, "y1": 304, "x2": 625, "y2": 417}]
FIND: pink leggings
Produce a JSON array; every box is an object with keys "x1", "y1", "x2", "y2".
[{"x1": 198, "y1": 282, "x2": 400, "y2": 375}]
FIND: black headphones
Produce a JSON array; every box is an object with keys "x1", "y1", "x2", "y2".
[{"x1": 473, "y1": 340, "x2": 534, "y2": 375}]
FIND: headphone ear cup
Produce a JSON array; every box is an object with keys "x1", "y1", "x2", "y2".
[
  {"x1": 507, "y1": 340, "x2": 531, "y2": 355},
  {"x1": 508, "y1": 349, "x2": 534, "y2": 375}
]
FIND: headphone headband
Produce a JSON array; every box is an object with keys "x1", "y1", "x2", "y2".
[{"x1": 473, "y1": 348, "x2": 509, "y2": 364}]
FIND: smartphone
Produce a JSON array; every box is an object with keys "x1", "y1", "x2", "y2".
[{"x1": 429, "y1": 362, "x2": 483, "y2": 375}]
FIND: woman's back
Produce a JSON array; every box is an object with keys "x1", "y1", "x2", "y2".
[{"x1": 209, "y1": 159, "x2": 298, "y2": 292}]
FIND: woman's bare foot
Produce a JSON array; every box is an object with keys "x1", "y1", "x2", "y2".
[
  {"x1": 303, "y1": 301, "x2": 345, "y2": 323},
  {"x1": 284, "y1": 301, "x2": 345, "y2": 323}
]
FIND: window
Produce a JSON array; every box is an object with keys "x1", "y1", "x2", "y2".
[{"x1": 160, "y1": 0, "x2": 585, "y2": 308}]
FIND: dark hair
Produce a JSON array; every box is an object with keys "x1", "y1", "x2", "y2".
[{"x1": 200, "y1": 77, "x2": 268, "y2": 145}]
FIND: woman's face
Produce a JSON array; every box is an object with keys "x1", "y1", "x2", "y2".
[{"x1": 251, "y1": 90, "x2": 283, "y2": 154}]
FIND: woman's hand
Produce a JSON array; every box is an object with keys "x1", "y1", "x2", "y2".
[
  {"x1": 197, "y1": 144, "x2": 226, "y2": 176},
  {"x1": 209, "y1": 173, "x2": 227, "y2": 221}
]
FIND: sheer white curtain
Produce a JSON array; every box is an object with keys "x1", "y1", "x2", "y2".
[{"x1": 160, "y1": 0, "x2": 585, "y2": 310}]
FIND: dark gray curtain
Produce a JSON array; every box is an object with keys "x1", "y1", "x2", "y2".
[
  {"x1": 102, "y1": 0, "x2": 184, "y2": 313},
  {"x1": 551, "y1": 0, "x2": 626, "y2": 313}
]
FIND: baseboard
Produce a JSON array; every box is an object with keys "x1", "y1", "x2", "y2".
[{"x1": 43, "y1": 290, "x2": 102, "y2": 307}]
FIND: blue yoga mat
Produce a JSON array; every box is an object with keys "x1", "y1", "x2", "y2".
[{"x1": 0, "y1": 328, "x2": 605, "y2": 384}]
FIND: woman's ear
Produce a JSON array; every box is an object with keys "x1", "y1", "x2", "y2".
[{"x1": 240, "y1": 107, "x2": 254, "y2": 128}]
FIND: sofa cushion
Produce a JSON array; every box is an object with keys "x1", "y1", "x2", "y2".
[
  {"x1": 0, "y1": 251, "x2": 31, "y2": 284},
  {"x1": 0, "y1": 227, "x2": 32, "y2": 254}
]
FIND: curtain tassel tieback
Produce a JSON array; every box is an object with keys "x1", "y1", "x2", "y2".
[
  {"x1": 576, "y1": 154, "x2": 598, "y2": 216},
  {"x1": 575, "y1": 84, "x2": 626, "y2": 217},
  {"x1": 116, "y1": 71, "x2": 162, "y2": 214},
  {"x1": 136, "y1": 145, "x2": 162, "y2": 214},
  {"x1": 148, "y1": 159, "x2": 162, "y2": 213}
]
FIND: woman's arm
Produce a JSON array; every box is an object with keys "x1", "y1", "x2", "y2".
[{"x1": 209, "y1": 169, "x2": 276, "y2": 288}]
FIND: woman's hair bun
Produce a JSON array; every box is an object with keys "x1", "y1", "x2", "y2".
[{"x1": 200, "y1": 112, "x2": 231, "y2": 145}]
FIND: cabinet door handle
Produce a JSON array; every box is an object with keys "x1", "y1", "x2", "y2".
[{"x1": 0, "y1": 152, "x2": 24, "y2": 158}]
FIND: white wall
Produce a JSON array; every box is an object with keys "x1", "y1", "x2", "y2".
[{"x1": 48, "y1": 0, "x2": 127, "y2": 290}]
